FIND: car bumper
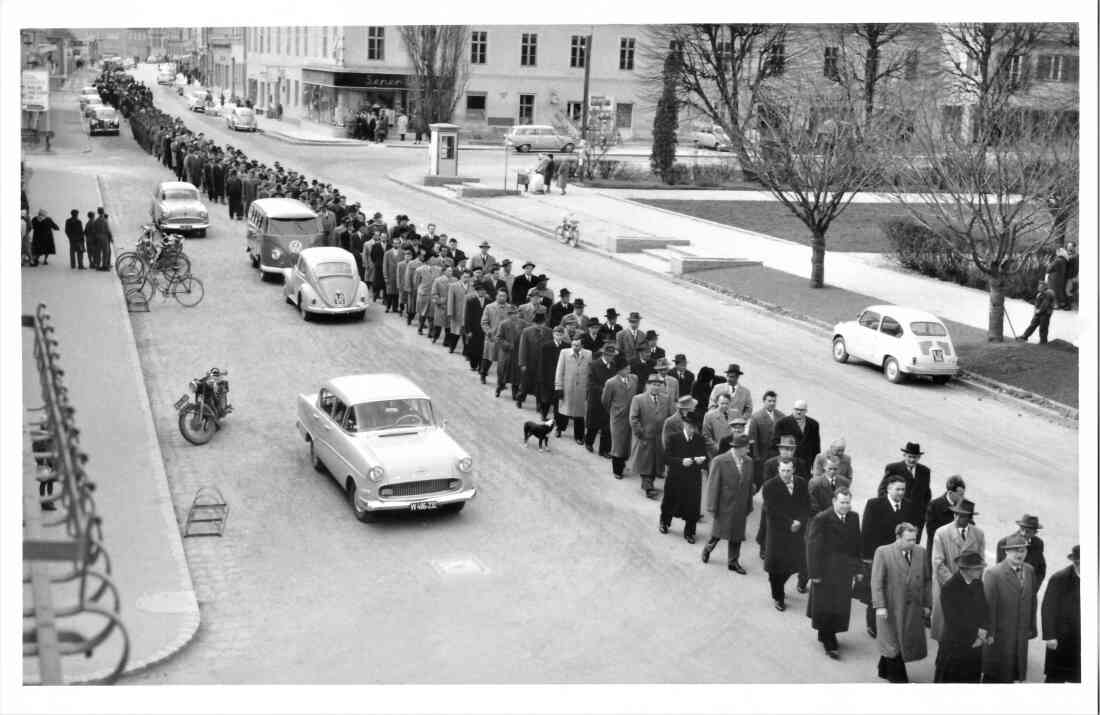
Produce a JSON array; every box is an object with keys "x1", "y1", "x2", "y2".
[
  {"x1": 903, "y1": 362, "x2": 959, "y2": 376},
  {"x1": 160, "y1": 221, "x2": 208, "y2": 232},
  {"x1": 361, "y1": 487, "x2": 477, "y2": 512},
  {"x1": 302, "y1": 301, "x2": 368, "y2": 316}
]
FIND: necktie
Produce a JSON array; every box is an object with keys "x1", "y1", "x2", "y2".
[
  {"x1": 652, "y1": 395, "x2": 658, "y2": 406},
  {"x1": 892, "y1": 501, "x2": 899, "y2": 513},
  {"x1": 1014, "y1": 567, "x2": 1023, "y2": 585},
  {"x1": 960, "y1": 527, "x2": 967, "y2": 541},
  {"x1": 829, "y1": 479, "x2": 836, "y2": 490},
  {"x1": 904, "y1": 550, "x2": 912, "y2": 565}
]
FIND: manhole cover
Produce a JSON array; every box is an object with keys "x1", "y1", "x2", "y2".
[
  {"x1": 135, "y1": 590, "x2": 198, "y2": 614},
  {"x1": 429, "y1": 556, "x2": 490, "y2": 577}
]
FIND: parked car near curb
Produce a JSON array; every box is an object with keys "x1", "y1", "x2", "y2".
[
  {"x1": 687, "y1": 124, "x2": 732, "y2": 151},
  {"x1": 150, "y1": 181, "x2": 209, "y2": 237},
  {"x1": 86, "y1": 105, "x2": 120, "y2": 136},
  {"x1": 296, "y1": 373, "x2": 477, "y2": 522},
  {"x1": 506, "y1": 124, "x2": 575, "y2": 153},
  {"x1": 832, "y1": 305, "x2": 959, "y2": 384},
  {"x1": 188, "y1": 90, "x2": 211, "y2": 112},
  {"x1": 226, "y1": 106, "x2": 257, "y2": 132},
  {"x1": 282, "y1": 247, "x2": 369, "y2": 321}
]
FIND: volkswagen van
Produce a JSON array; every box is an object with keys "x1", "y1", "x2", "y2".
[{"x1": 245, "y1": 198, "x2": 325, "y2": 280}]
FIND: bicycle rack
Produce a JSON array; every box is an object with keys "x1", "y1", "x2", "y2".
[
  {"x1": 123, "y1": 282, "x2": 149, "y2": 313},
  {"x1": 182, "y1": 486, "x2": 229, "y2": 538}
]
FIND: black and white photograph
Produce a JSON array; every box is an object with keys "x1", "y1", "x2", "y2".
[{"x1": 3, "y1": 1, "x2": 1095, "y2": 713}]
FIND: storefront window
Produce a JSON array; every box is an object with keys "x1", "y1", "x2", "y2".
[{"x1": 303, "y1": 83, "x2": 337, "y2": 124}]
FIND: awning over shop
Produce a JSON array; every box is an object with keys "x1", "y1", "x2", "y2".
[{"x1": 303, "y1": 67, "x2": 413, "y2": 91}]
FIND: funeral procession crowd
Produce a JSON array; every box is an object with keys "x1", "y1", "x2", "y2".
[{"x1": 88, "y1": 66, "x2": 1081, "y2": 685}]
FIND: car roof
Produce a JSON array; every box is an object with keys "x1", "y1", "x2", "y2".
[
  {"x1": 252, "y1": 198, "x2": 317, "y2": 219},
  {"x1": 300, "y1": 247, "x2": 355, "y2": 264},
  {"x1": 158, "y1": 181, "x2": 199, "y2": 192},
  {"x1": 861, "y1": 305, "x2": 946, "y2": 324},
  {"x1": 325, "y1": 374, "x2": 430, "y2": 404},
  {"x1": 92, "y1": 106, "x2": 117, "y2": 114}
]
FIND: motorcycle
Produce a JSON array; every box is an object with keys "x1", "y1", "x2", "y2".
[{"x1": 175, "y1": 367, "x2": 232, "y2": 445}]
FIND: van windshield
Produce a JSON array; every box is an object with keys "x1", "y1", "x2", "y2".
[{"x1": 268, "y1": 217, "x2": 321, "y2": 235}]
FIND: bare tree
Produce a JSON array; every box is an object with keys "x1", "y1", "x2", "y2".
[
  {"x1": 399, "y1": 26, "x2": 469, "y2": 125},
  {"x1": 821, "y1": 24, "x2": 917, "y2": 125}
]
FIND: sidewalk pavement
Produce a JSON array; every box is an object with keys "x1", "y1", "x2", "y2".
[
  {"x1": 388, "y1": 163, "x2": 1083, "y2": 347},
  {"x1": 21, "y1": 163, "x2": 199, "y2": 684}
]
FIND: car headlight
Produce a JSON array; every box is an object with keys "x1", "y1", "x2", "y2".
[
  {"x1": 198, "y1": 210, "x2": 208, "y2": 219},
  {"x1": 368, "y1": 466, "x2": 385, "y2": 482},
  {"x1": 456, "y1": 457, "x2": 473, "y2": 473},
  {"x1": 270, "y1": 248, "x2": 282, "y2": 260}
]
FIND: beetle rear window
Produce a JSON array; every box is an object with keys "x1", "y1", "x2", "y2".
[
  {"x1": 316, "y1": 261, "x2": 354, "y2": 277},
  {"x1": 910, "y1": 321, "x2": 947, "y2": 337}
]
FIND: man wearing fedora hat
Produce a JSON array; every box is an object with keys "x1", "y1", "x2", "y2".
[
  {"x1": 615, "y1": 311, "x2": 647, "y2": 365},
  {"x1": 662, "y1": 394, "x2": 700, "y2": 452},
  {"x1": 652, "y1": 357, "x2": 680, "y2": 415},
  {"x1": 510, "y1": 261, "x2": 538, "y2": 306},
  {"x1": 558, "y1": 298, "x2": 589, "y2": 337},
  {"x1": 924, "y1": 475, "x2": 967, "y2": 564},
  {"x1": 702, "y1": 433, "x2": 754, "y2": 569},
  {"x1": 493, "y1": 303, "x2": 527, "y2": 400},
  {"x1": 661, "y1": 411, "x2": 709, "y2": 543},
  {"x1": 554, "y1": 331, "x2": 592, "y2": 443},
  {"x1": 880, "y1": 442, "x2": 933, "y2": 540},
  {"x1": 598, "y1": 308, "x2": 623, "y2": 344},
  {"x1": 930, "y1": 498, "x2": 985, "y2": 642},
  {"x1": 586, "y1": 343, "x2": 619, "y2": 456},
  {"x1": 518, "y1": 287, "x2": 545, "y2": 323},
  {"x1": 580, "y1": 317, "x2": 604, "y2": 355},
  {"x1": 708, "y1": 364, "x2": 753, "y2": 419},
  {"x1": 602, "y1": 357, "x2": 638, "y2": 477},
  {"x1": 517, "y1": 307, "x2": 554, "y2": 412},
  {"x1": 549, "y1": 288, "x2": 573, "y2": 328},
  {"x1": 1041, "y1": 545, "x2": 1080, "y2": 682},
  {"x1": 644, "y1": 329, "x2": 666, "y2": 362},
  {"x1": 629, "y1": 374, "x2": 674, "y2": 499},
  {"x1": 933, "y1": 549, "x2": 991, "y2": 682},
  {"x1": 670, "y1": 354, "x2": 694, "y2": 398},
  {"x1": 996, "y1": 514, "x2": 1047, "y2": 595},
  {"x1": 468, "y1": 240, "x2": 498, "y2": 274},
  {"x1": 982, "y1": 534, "x2": 1038, "y2": 683}
]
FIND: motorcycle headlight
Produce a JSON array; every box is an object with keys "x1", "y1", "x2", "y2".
[
  {"x1": 456, "y1": 457, "x2": 473, "y2": 473},
  {"x1": 368, "y1": 466, "x2": 385, "y2": 482},
  {"x1": 270, "y1": 247, "x2": 282, "y2": 260}
]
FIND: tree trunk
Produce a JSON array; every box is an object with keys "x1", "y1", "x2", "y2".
[
  {"x1": 810, "y1": 228, "x2": 826, "y2": 288},
  {"x1": 987, "y1": 272, "x2": 1006, "y2": 341}
]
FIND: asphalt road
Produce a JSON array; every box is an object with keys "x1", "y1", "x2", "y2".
[{"x1": 89, "y1": 68, "x2": 1078, "y2": 684}]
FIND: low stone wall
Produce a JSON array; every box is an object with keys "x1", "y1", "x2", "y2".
[
  {"x1": 609, "y1": 235, "x2": 691, "y2": 253},
  {"x1": 670, "y1": 256, "x2": 763, "y2": 275},
  {"x1": 455, "y1": 185, "x2": 521, "y2": 198},
  {"x1": 424, "y1": 175, "x2": 482, "y2": 187}
]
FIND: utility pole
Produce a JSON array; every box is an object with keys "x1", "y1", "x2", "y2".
[{"x1": 580, "y1": 31, "x2": 592, "y2": 141}]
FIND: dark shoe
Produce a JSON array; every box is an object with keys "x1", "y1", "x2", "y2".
[
  {"x1": 515, "y1": 400, "x2": 523, "y2": 409},
  {"x1": 480, "y1": 375, "x2": 487, "y2": 385},
  {"x1": 730, "y1": 562, "x2": 747, "y2": 575},
  {"x1": 685, "y1": 534, "x2": 696, "y2": 544},
  {"x1": 1015, "y1": 336, "x2": 1027, "y2": 342},
  {"x1": 701, "y1": 547, "x2": 712, "y2": 564},
  {"x1": 645, "y1": 489, "x2": 660, "y2": 500},
  {"x1": 774, "y1": 600, "x2": 786, "y2": 612},
  {"x1": 759, "y1": 547, "x2": 766, "y2": 560},
  {"x1": 613, "y1": 473, "x2": 624, "y2": 480},
  {"x1": 659, "y1": 523, "x2": 669, "y2": 534},
  {"x1": 825, "y1": 650, "x2": 840, "y2": 660},
  {"x1": 41, "y1": 501, "x2": 57, "y2": 511},
  {"x1": 495, "y1": 387, "x2": 503, "y2": 398},
  {"x1": 697, "y1": 515, "x2": 706, "y2": 523},
  {"x1": 866, "y1": 628, "x2": 877, "y2": 639},
  {"x1": 585, "y1": 443, "x2": 594, "y2": 452},
  {"x1": 574, "y1": 438, "x2": 584, "y2": 445},
  {"x1": 598, "y1": 452, "x2": 611, "y2": 459}
]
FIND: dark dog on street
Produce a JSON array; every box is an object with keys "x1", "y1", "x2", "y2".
[{"x1": 523, "y1": 419, "x2": 555, "y2": 451}]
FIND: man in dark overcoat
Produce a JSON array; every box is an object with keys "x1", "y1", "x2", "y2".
[
  {"x1": 806, "y1": 456, "x2": 851, "y2": 515},
  {"x1": 211, "y1": 158, "x2": 226, "y2": 203},
  {"x1": 763, "y1": 459, "x2": 811, "y2": 610},
  {"x1": 83, "y1": 210, "x2": 99, "y2": 269},
  {"x1": 995, "y1": 514, "x2": 1047, "y2": 595},
  {"x1": 982, "y1": 535, "x2": 1037, "y2": 683},
  {"x1": 702, "y1": 434, "x2": 754, "y2": 571},
  {"x1": 771, "y1": 399, "x2": 821, "y2": 468},
  {"x1": 629, "y1": 374, "x2": 673, "y2": 500},
  {"x1": 382, "y1": 238, "x2": 404, "y2": 313},
  {"x1": 602, "y1": 359, "x2": 637, "y2": 478},
  {"x1": 510, "y1": 261, "x2": 538, "y2": 306},
  {"x1": 517, "y1": 309, "x2": 554, "y2": 411},
  {"x1": 933, "y1": 549, "x2": 991, "y2": 683},
  {"x1": 660, "y1": 412, "x2": 708, "y2": 543},
  {"x1": 806, "y1": 487, "x2": 862, "y2": 658},
  {"x1": 861, "y1": 474, "x2": 923, "y2": 638},
  {"x1": 879, "y1": 441, "x2": 933, "y2": 539},
  {"x1": 540, "y1": 326, "x2": 570, "y2": 422},
  {"x1": 226, "y1": 169, "x2": 243, "y2": 220},
  {"x1": 598, "y1": 308, "x2": 623, "y2": 344},
  {"x1": 585, "y1": 344, "x2": 618, "y2": 456},
  {"x1": 463, "y1": 282, "x2": 490, "y2": 374},
  {"x1": 64, "y1": 209, "x2": 85, "y2": 269},
  {"x1": 756, "y1": 434, "x2": 809, "y2": 560},
  {"x1": 1041, "y1": 545, "x2": 1080, "y2": 683}
]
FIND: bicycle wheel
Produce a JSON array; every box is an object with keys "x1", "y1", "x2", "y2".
[
  {"x1": 554, "y1": 226, "x2": 567, "y2": 244},
  {"x1": 172, "y1": 275, "x2": 204, "y2": 307},
  {"x1": 161, "y1": 252, "x2": 191, "y2": 278},
  {"x1": 571, "y1": 227, "x2": 581, "y2": 247},
  {"x1": 115, "y1": 252, "x2": 148, "y2": 282}
]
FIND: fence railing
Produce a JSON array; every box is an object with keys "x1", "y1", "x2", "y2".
[{"x1": 23, "y1": 303, "x2": 130, "y2": 685}]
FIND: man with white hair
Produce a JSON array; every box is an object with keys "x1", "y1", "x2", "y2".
[{"x1": 812, "y1": 438, "x2": 852, "y2": 481}]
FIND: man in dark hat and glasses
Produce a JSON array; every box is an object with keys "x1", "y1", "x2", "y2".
[
  {"x1": 933, "y1": 549, "x2": 991, "y2": 682},
  {"x1": 1041, "y1": 545, "x2": 1080, "y2": 682},
  {"x1": 880, "y1": 441, "x2": 933, "y2": 539}
]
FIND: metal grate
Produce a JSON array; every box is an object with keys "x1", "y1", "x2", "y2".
[{"x1": 383, "y1": 479, "x2": 455, "y2": 498}]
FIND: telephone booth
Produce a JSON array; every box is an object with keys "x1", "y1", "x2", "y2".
[{"x1": 427, "y1": 123, "x2": 459, "y2": 177}]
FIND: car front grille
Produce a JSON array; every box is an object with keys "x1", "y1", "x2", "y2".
[{"x1": 382, "y1": 479, "x2": 455, "y2": 498}]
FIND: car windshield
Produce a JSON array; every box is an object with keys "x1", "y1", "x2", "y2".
[
  {"x1": 910, "y1": 321, "x2": 948, "y2": 337},
  {"x1": 351, "y1": 398, "x2": 436, "y2": 432},
  {"x1": 315, "y1": 261, "x2": 354, "y2": 277},
  {"x1": 268, "y1": 217, "x2": 321, "y2": 235},
  {"x1": 95, "y1": 108, "x2": 118, "y2": 119},
  {"x1": 164, "y1": 188, "x2": 198, "y2": 201},
  {"x1": 235, "y1": 108, "x2": 255, "y2": 117}
]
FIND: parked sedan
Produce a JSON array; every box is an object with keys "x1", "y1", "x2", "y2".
[
  {"x1": 188, "y1": 90, "x2": 211, "y2": 112},
  {"x1": 832, "y1": 305, "x2": 959, "y2": 384},
  {"x1": 282, "y1": 247, "x2": 369, "y2": 321},
  {"x1": 150, "y1": 181, "x2": 209, "y2": 237},
  {"x1": 82, "y1": 94, "x2": 104, "y2": 118},
  {"x1": 506, "y1": 124, "x2": 575, "y2": 153},
  {"x1": 226, "y1": 106, "x2": 257, "y2": 132},
  {"x1": 78, "y1": 87, "x2": 100, "y2": 111},
  {"x1": 687, "y1": 124, "x2": 732, "y2": 151},
  {"x1": 296, "y1": 373, "x2": 477, "y2": 522},
  {"x1": 87, "y1": 106, "x2": 120, "y2": 136}
]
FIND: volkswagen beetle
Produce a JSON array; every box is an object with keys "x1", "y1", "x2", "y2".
[{"x1": 282, "y1": 247, "x2": 369, "y2": 321}]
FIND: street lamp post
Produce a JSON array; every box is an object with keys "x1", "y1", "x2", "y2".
[{"x1": 580, "y1": 31, "x2": 593, "y2": 142}]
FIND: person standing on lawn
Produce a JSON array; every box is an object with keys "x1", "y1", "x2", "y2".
[{"x1": 1017, "y1": 280, "x2": 1056, "y2": 344}]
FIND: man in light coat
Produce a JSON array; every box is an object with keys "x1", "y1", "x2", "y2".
[
  {"x1": 747, "y1": 389, "x2": 784, "y2": 471},
  {"x1": 629, "y1": 375, "x2": 673, "y2": 500},
  {"x1": 429, "y1": 264, "x2": 454, "y2": 344},
  {"x1": 554, "y1": 336, "x2": 591, "y2": 444},
  {"x1": 982, "y1": 535, "x2": 1037, "y2": 683},
  {"x1": 480, "y1": 288, "x2": 510, "y2": 385},
  {"x1": 701, "y1": 393, "x2": 734, "y2": 459},
  {"x1": 930, "y1": 500, "x2": 984, "y2": 642},
  {"x1": 382, "y1": 238, "x2": 404, "y2": 313},
  {"x1": 402, "y1": 249, "x2": 424, "y2": 324},
  {"x1": 615, "y1": 311, "x2": 647, "y2": 366},
  {"x1": 708, "y1": 363, "x2": 752, "y2": 417},
  {"x1": 445, "y1": 270, "x2": 472, "y2": 353},
  {"x1": 413, "y1": 256, "x2": 440, "y2": 334},
  {"x1": 702, "y1": 434, "x2": 754, "y2": 573},
  {"x1": 601, "y1": 358, "x2": 637, "y2": 478},
  {"x1": 871, "y1": 522, "x2": 931, "y2": 683},
  {"x1": 467, "y1": 240, "x2": 498, "y2": 274}
]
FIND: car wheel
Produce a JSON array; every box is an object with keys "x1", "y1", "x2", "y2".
[
  {"x1": 298, "y1": 294, "x2": 312, "y2": 321},
  {"x1": 561, "y1": 143, "x2": 574, "y2": 153},
  {"x1": 517, "y1": 144, "x2": 530, "y2": 153},
  {"x1": 883, "y1": 357, "x2": 906, "y2": 384},
  {"x1": 832, "y1": 337, "x2": 849, "y2": 363},
  {"x1": 355, "y1": 310, "x2": 367, "y2": 322},
  {"x1": 347, "y1": 479, "x2": 376, "y2": 523},
  {"x1": 443, "y1": 502, "x2": 466, "y2": 515},
  {"x1": 931, "y1": 375, "x2": 952, "y2": 385},
  {"x1": 308, "y1": 437, "x2": 324, "y2": 472}
]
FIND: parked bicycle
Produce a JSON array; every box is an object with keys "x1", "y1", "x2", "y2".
[
  {"x1": 115, "y1": 225, "x2": 190, "y2": 282},
  {"x1": 128, "y1": 269, "x2": 205, "y2": 308},
  {"x1": 555, "y1": 215, "x2": 581, "y2": 248}
]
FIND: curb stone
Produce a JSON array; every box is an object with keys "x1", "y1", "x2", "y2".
[{"x1": 390, "y1": 172, "x2": 1077, "y2": 426}]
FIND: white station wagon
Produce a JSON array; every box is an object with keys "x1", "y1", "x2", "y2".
[
  {"x1": 282, "y1": 246, "x2": 369, "y2": 321},
  {"x1": 832, "y1": 305, "x2": 959, "y2": 384},
  {"x1": 296, "y1": 374, "x2": 477, "y2": 522}
]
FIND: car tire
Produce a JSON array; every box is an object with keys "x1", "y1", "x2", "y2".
[
  {"x1": 443, "y1": 502, "x2": 466, "y2": 515},
  {"x1": 517, "y1": 144, "x2": 530, "y2": 153},
  {"x1": 308, "y1": 437, "x2": 324, "y2": 473},
  {"x1": 883, "y1": 357, "x2": 906, "y2": 384},
  {"x1": 298, "y1": 294, "x2": 312, "y2": 321},
  {"x1": 832, "y1": 337, "x2": 849, "y2": 363},
  {"x1": 561, "y1": 143, "x2": 574, "y2": 153},
  {"x1": 348, "y1": 480, "x2": 377, "y2": 523},
  {"x1": 931, "y1": 375, "x2": 952, "y2": 385}
]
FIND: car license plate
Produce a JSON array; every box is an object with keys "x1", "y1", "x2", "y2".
[
  {"x1": 174, "y1": 394, "x2": 190, "y2": 410},
  {"x1": 410, "y1": 501, "x2": 438, "y2": 511},
  {"x1": 932, "y1": 349, "x2": 944, "y2": 362},
  {"x1": 334, "y1": 292, "x2": 345, "y2": 306}
]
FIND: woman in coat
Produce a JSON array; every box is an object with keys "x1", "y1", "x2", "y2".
[
  {"x1": 30, "y1": 209, "x2": 59, "y2": 266},
  {"x1": 554, "y1": 338, "x2": 591, "y2": 440},
  {"x1": 662, "y1": 413, "x2": 708, "y2": 541},
  {"x1": 806, "y1": 488, "x2": 862, "y2": 656}
]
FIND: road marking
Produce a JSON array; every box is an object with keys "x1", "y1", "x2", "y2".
[{"x1": 429, "y1": 555, "x2": 490, "y2": 577}]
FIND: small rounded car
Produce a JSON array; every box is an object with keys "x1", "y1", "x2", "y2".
[
  {"x1": 226, "y1": 106, "x2": 257, "y2": 132},
  {"x1": 187, "y1": 90, "x2": 211, "y2": 112},
  {"x1": 687, "y1": 123, "x2": 732, "y2": 151},
  {"x1": 87, "y1": 105, "x2": 120, "y2": 136},
  {"x1": 832, "y1": 305, "x2": 959, "y2": 384},
  {"x1": 282, "y1": 247, "x2": 369, "y2": 321},
  {"x1": 82, "y1": 94, "x2": 104, "y2": 118},
  {"x1": 296, "y1": 374, "x2": 477, "y2": 522},
  {"x1": 150, "y1": 181, "x2": 209, "y2": 237}
]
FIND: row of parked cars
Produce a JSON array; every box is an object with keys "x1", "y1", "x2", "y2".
[
  {"x1": 184, "y1": 89, "x2": 258, "y2": 131},
  {"x1": 78, "y1": 85, "x2": 120, "y2": 136}
]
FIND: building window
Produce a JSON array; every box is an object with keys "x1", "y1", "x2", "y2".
[
  {"x1": 1037, "y1": 54, "x2": 1078, "y2": 82},
  {"x1": 570, "y1": 35, "x2": 587, "y2": 68},
  {"x1": 322, "y1": 27, "x2": 328, "y2": 58},
  {"x1": 615, "y1": 102, "x2": 633, "y2": 129},
  {"x1": 566, "y1": 101, "x2": 583, "y2": 123},
  {"x1": 766, "y1": 43, "x2": 786, "y2": 75},
  {"x1": 368, "y1": 26, "x2": 385, "y2": 61},
  {"x1": 295, "y1": 27, "x2": 300, "y2": 56},
  {"x1": 618, "y1": 37, "x2": 636, "y2": 70},
  {"x1": 904, "y1": 49, "x2": 919, "y2": 80},
  {"x1": 518, "y1": 94, "x2": 534, "y2": 124},
  {"x1": 470, "y1": 31, "x2": 487, "y2": 64},
  {"x1": 823, "y1": 46, "x2": 839, "y2": 81},
  {"x1": 520, "y1": 33, "x2": 537, "y2": 67},
  {"x1": 465, "y1": 92, "x2": 487, "y2": 120},
  {"x1": 293, "y1": 79, "x2": 299, "y2": 106},
  {"x1": 1007, "y1": 54, "x2": 1028, "y2": 86},
  {"x1": 940, "y1": 105, "x2": 963, "y2": 140}
]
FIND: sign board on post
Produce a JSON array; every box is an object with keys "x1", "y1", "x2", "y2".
[{"x1": 22, "y1": 70, "x2": 49, "y2": 111}]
